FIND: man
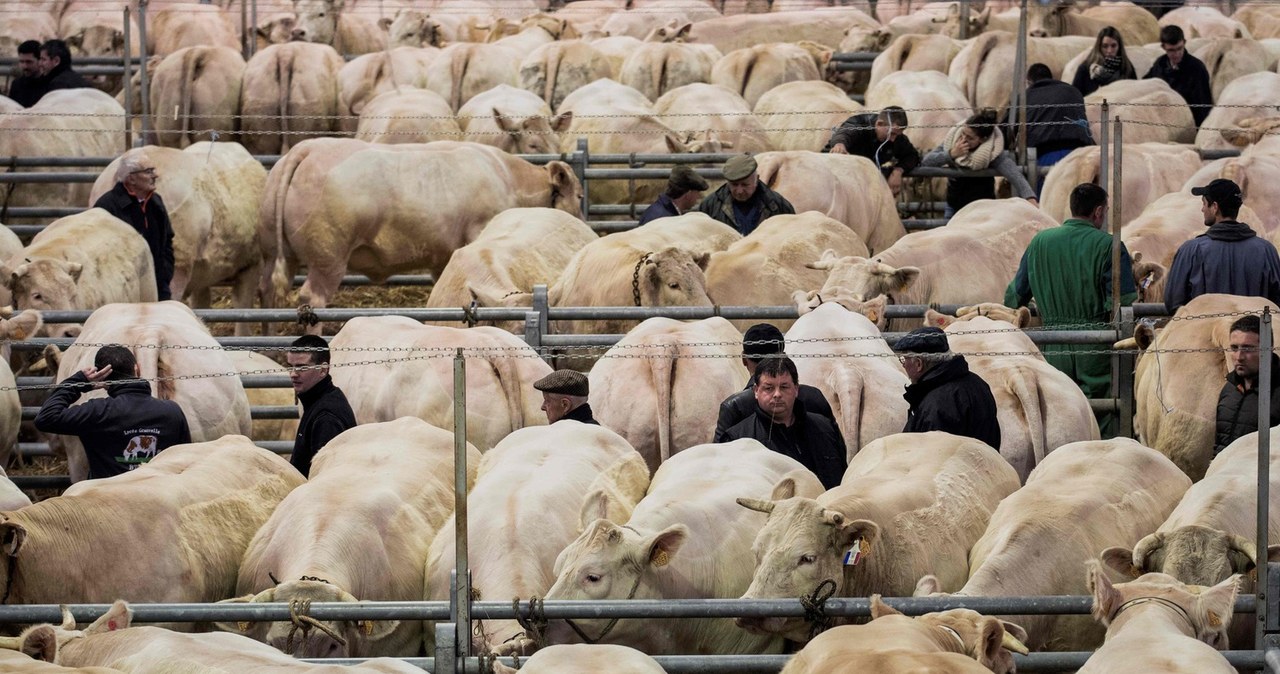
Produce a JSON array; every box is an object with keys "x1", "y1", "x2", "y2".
[
  {"x1": 1214, "y1": 315, "x2": 1280, "y2": 455},
  {"x1": 893, "y1": 327, "x2": 1001, "y2": 450},
  {"x1": 714, "y1": 322, "x2": 834, "y2": 442},
  {"x1": 92, "y1": 153, "x2": 176, "y2": 301},
  {"x1": 1005, "y1": 183, "x2": 1136, "y2": 435},
  {"x1": 7, "y1": 40, "x2": 44, "y2": 107},
  {"x1": 533, "y1": 369, "x2": 598, "y2": 425},
  {"x1": 695, "y1": 153, "x2": 795, "y2": 236},
  {"x1": 36, "y1": 39, "x2": 90, "y2": 97},
  {"x1": 721, "y1": 357, "x2": 846, "y2": 489},
  {"x1": 1165, "y1": 178, "x2": 1280, "y2": 313},
  {"x1": 286, "y1": 334, "x2": 357, "y2": 477},
  {"x1": 822, "y1": 106, "x2": 920, "y2": 198},
  {"x1": 1144, "y1": 25, "x2": 1212, "y2": 127},
  {"x1": 638, "y1": 165, "x2": 708, "y2": 225},
  {"x1": 1006, "y1": 63, "x2": 1094, "y2": 193},
  {"x1": 34, "y1": 345, "x2": 190, "y2": 480}
]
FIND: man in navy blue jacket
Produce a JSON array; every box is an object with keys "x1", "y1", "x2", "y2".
[
  {"x1": 638, "y1": 166, "x2": 708, "y2": 225},
  {"x1": 35, "y1": 345, "x2": 191, "y2": 480}
]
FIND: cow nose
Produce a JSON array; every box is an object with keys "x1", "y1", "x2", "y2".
[
  {"x1": 1029, "y1": 29, "x2": 1048, "y2": 37},
  {"x1": 291, "y1": 27, "x2": 307, "y2": 40}
]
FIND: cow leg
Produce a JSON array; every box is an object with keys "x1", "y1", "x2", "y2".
[
  {"x1": 297, "y1": 267, "x2": 343, "y2": 336},
  {"x1": 231, "y1": 263, "x2": 261, "y2": 337},
  {"x1": 169, "y1": 267, "x2": 191, "y2": 306}
]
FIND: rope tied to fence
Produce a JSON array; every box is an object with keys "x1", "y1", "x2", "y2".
[
  {"x1": 463, "y1": 300, "x2": 481, "y2": 328},
  {"x1": 283, "y1": 598, "x2": 347, "y2": 654},
  {"x1": 801, "y1": 578, "x2": 838, "y2": 640},
  {"x1": 512, "y1": 595, "x2": 548, "y2": 651}
]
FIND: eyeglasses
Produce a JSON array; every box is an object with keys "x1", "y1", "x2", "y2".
[{"x1": 129, "y1": 168, "x2": 156, "y2": 176}]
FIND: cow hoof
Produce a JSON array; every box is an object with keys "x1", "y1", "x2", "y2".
[{"x1": 296, "y1": 305, "x2": 320, "y2": 327}]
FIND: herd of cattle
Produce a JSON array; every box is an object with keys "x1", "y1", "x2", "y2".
[{"x1": 3, "y1": 0, "x2": 1280, "y2": 671}]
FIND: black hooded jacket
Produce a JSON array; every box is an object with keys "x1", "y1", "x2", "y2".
[
  {"x1": 40, "y1": 60, "x2": 90, "y2": 95},
  {"x1": 722, "y1": 399, "x2": 847, "y2": 490},
  {"x1": 822, "y1": 112, "x2": 922, "y2": 176},
  {"x1": 1215, "y1": 353, "x2": 1280, "y2": 455},
  {"x1": 34, "y1": 371, "x2": 191, "y2": 480},
  {"x1": 292, "y1": 375, "x2": 357, "y2": 477},
  {"x1": 902, "y1": 355, "x2": 1002, "y2": 450},
  {"x1": 93, "y1": 182, "x2": 176, "y2": 301}
]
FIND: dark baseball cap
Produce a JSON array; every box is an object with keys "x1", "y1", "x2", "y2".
[{"x1": 1191, "y1": 179, "x2": 1243, "y2": 207}]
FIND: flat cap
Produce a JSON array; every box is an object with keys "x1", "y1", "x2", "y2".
[
  {"x1": 533, "y1": 369, "x2": 589, "y2": 396},
  {"x1": 1191, "y1": 178, "x2": 1243, "y2": 206},
  {"x1": 723, "y1": 154, "x2": 758, "y2": 181},
  {"x1": 743, "y1": 323, "x2": 785, "y2": 359},
  {"x1": 669, "y1": 165, "x2": 709, "y2": 192},
  {"x1": 892, "y1": 327, "x2": 950, "y2": 354}
]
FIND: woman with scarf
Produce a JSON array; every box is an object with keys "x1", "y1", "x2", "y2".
[
  {"x1": 920, "y1": 108, "x2": 1038, "y2": 217},
  {"x1": 1071, "y1": 26, "x2": 1137, "y2": 96}
]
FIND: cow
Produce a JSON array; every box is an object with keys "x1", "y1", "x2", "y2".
[
  {"x1": 709, "y1": 43, "x2": 825, "y2": 109},
  {"x1": 735, "y1": 431, "x2": 1020, "y2": 643},
  {"x1": 753, "y1": 152, "x2": 905, "y2": 255},
  {"x1": 1083, "y1": 79, "x2": 1195, "y2": 146},
  {"x1": 548, "y1": 213, "x2": 740, "y2": 336},
  {"x1": 915, "y1": 438, "x2": 1189, "y2": 652},
  {"x1": 868, "y1": 33, "x2": 964, "y2": 92},
  {"x1": 949, "y1": 32, "x2": 1093, "y2": 113},
  {"x1": 259, "y1": 140, "x2": 582, "y2": 315},
  {"x1": 89, "y1": 143, "x2": 267, "y2": 323},
  {"x1": 44, "y1": 302, "x2": 254, "y2": 483},
  {"x1": 1009, "y1": 0, "x2": 1161, "y2": 46},
  {"x1": 653, "y1": 83, "x2": 773, "y2": 155},
  {"x1": 589, "y1": 35, "x2": 644, "y2": 78},
  {"x1": 142, "y1": 47, "x2": 246, "y2": 149},
  {"x1": 1184, "y1": 132, "x2": 1280, "y2": 235},
  {"x1": 0, "y1": 90, "x2": 123, "y2": 224},
  {"x1": 354, "y1": 87, "x2": 462, "y2": 144},
  {"x1": 337, "y1": 47, "x2": 438, "y2": 118},
  {"x1": 380, "y1": 9, "x2": 449, "y2": 47},
  {"x1": 1080, "y1": 563, "x2": 1239, "y2": 673},
  {"x1": 289, "y1": 0, "x2": 388, "y2": 54},
  {"x1": 58, "y1": 7, "x2": 141, "y2": 92},
  {"x1": 781, "y1": 596, "x2": 1029, "y2": 674},
  {"x1": 1161, "y1": 6, "x2": 1251, "y2": 39},
  {"x1": 864, "y1": 69, "x2": 970, "y2": 155},
  {"x1": 588, "y1": 317, "x2": 748, "y2": 470},
  {"x1": 686, "y1": 9, "x2": 879, "y2": 55},
  {"x1": 805, "y1": 199, "x2": 1057, "y2": 330},
  {"x1": 457, "y1": 84, "x2": 572, "y2": 154},
  {"x1": 149, "y1": 5, "x2": 240, "y2": 54},
  {"x1": 239, "y1": 42, "x2": 346, "y2": 155},
  {"x1": 0, "y1": 311, "x2": 42, "y2": 469},
  {"x1": 329, "y1": 316, "x2": 551, "y2": 451},
  {"x1": 618, "y1": 42, "x2": 720, "y2": 102},
  {"x1": 425, "y1": 42, "x2": 522, "y2": 112},
  {"x1": 1195, "y1": 72, "x2": 1280, "y2": 152},
  {"x1": 1040, "y1": 144, "x2": 1202, "y2": 228},
  {"x1": 518, "y1": 39, "x2": 613, "y2": 109},
  {"x1": 0, "y1": 435, "x2": 302, "y2": 608},
  {"x1": 1189, "y1": 37, "x2": 1273, "y2": 101},
  {"x1": 491, "y1": 644, "x2": 664, "y2": 674},
  {"x1": 426, "y1": 207, "x2": 596, "y2": 333},
  {"x1": 706, "y1": 212, "x2": 869, "y2": 331},
  {"x1": 784, "y1": 301, "x2": 909, "y2": 457},
  {"x1": 544, "y1": 440, "x2": 825, "y2": 654},
  {"x1": 752, "y1": 80, "x2": 862, "y2": 153},
  {"x1": 1234, "y1": 4, "x2": 1280, "y2": 39},
  {"x1": 1099, "y1": 430, "x2": 1280, "y2": 649},
  {"x1": 1128, "y1": 293, "x2": 1279, "y2": 479},
  {"x1": 220, "y1": 418, "x2": 478, "y2": 657},
  {"x1": 0, "y1": 11, "x2": 56, "y2": 60},
  {"x1": 426, "y1": 425, "x2": 649, "y2": 654},
  {"x1": 1220, "y1": 117, "x2": 1280, "y2": 149},
  {"x1": 7, "y1": 600, "x2": 422, "y2": 673},
  {"x1": 2, "y1": 210, "x2": 156, "y2": 340}
]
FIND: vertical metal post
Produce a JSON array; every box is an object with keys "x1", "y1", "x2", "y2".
[
  {"x1": 958, "y1": 0, "x2": 970, "y2": 40},
  {"x1": 1111, "y1": 117, "x2": 1123, "y2": 323},
  {"x1": 1013, "y1": 0, "x2": 1028, "y2": 163},
  {"x1": 250, "y1": 0, "x2": 259, "y2": 59},
  {"x1": 1098, "y1": 101, "x2": 1109, "y2": 209},
  {"x1": 1259, "y1": 308, "x2": 1272, "y2": 646},
  {"x1": 524, "y1": 312, "x2": 547, "y2": 364},
  {"x1": 532, "y1": 284, "x2": 550, "y2": 337},
  {"x1": 1118, "y1": 305, "x2": 1135, "y2": 439},
  {"x1": 453, "y1": 348, "x2": 470, "y2": 660},
  {"x1": 435, "y1": 622, "x2": 458, "y2": 674},
  {"x1": 575, "y1": 137, "x2": 590, "y2": 220},
  {"x1": 240, "y1": 0, "x2": 249, "y2": 57},
  {"x1": 122, "y1": 7, "x2": 134, "y2": 150},
  {"x1": 137, "y1": 0, "x2": 151, "y2": 144}
]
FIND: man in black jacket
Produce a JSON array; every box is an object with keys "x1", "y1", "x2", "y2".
[
  {"x1": 722, "y1": 357, "x2": 847, "y2": 489},
  {"x1": 286, "y1": 335, "x2": 357, "y2": 477},
  {"x1": 93, "y1": 153, "x2": 176, "y2": 301},
  {"x1": 822, "y1": 106, "x2": 920, "y2": 198},
  {"x1": 1215, "y1": 315, "x2": 1280, "y2": 455},
  {"x1": 7, "y1": 40, "x2": 44, "y2": 107},
  {"x1": 894, "y1": 327, "x2": 1002, "y2": 450},
  {"x1": 534, "y1": 369, "x2": 599, "y2": 425},
  {"x1": 35, "y1": 344, "x2": 191, "y2": 481},
  {"x1": 714, "y1": 323, "x2": 834, "y2": 441},
  {"x1": 1144, "y1": 25, "x2": 1213, "y2": 127},
  {"x1": 36, "y1": 39, "x2": 90, "y2": 98},
  {"x1": 1006, "y1": 63, "x2": 1094, "y2": 193}
]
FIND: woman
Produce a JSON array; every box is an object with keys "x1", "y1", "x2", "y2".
[
  {"x1": 1071, "y1": 26, "x2": 1137, "y2": 96},
  {"x1": 921, "y1": 108, "x2": 1038, "y2": 217}
]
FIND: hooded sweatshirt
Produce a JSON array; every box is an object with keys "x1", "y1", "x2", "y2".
[{"x1": 1164, "y1": 220, "x2": 1280, "y2": 313}]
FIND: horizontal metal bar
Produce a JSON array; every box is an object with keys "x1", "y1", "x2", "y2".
[
  {"x1": 21, "y1": 405, "x2": 298, "y2": 421},
  {"x1": 33, "y1": 307, "x2": 527, "y2": 324},
  {"x1": 905, "y1": 219, "x2": 950, "y2": 230},
  {"x1": 0, "y1": 172, "x2": 100, "y2": 184},
  {"x1": 17, "y1": 375, "x2": 292, "y2": 389},
  {"x1": 1088, "y1": 398, "x2": 1119, "y2": 413},
  {"x1": 10, "y1": 475, "x2": 70, "y2": 489},
  {"x1": 828, "y1": 51, "x2": 880, "y2": 62},
  {"x1": 16, "y1": 440, "x2": 292, "y2": 458},
  {"x1": 590, "y1": 220, "x2": 639, "y2": 233},
  {"x1": 2, "y1": 157, "x2": 116, "y2": 168},
  {"x1": 0, "y1": 56, "x2": 145, "y2": 67},
  {"x1": 829, "y1": 62, "x2": 873, "y2": 72}
]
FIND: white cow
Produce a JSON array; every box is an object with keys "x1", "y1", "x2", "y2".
[{"x1": 1040, "y1": 144, "x2": 1202, "y2": 228}]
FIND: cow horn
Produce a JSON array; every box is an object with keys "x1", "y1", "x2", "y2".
[
  {"x1": 1002, "y1": 631, "x2": 1029, "y2": 654},
  {"x1": 60, "y1": 605, "x2": 75, "y2": 630},
  {"x1": 736, "y1": 498, "x2": 774, "y2": 514}
]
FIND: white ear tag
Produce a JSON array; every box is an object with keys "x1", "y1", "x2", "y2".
[{"x1": 843, "y1": 538, "x2": 863, "y2": 566}]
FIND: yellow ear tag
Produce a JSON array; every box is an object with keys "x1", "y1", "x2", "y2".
[
  {"x1": 1208, "y1": 611, "x2": 1222, "y2": 628},
  {"x1": 362, "y1": 621, "x2": 375, "y2": 636},
  {"x1": 237, "y1": 621, "x2": 250, "y2": 632},
  {"x1": 653, "y1": 550, "x2": 670, "y2": 567}
]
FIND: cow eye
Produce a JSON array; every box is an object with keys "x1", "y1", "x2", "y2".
[
  {"x1": 585, "y1": 573, "x2": 601, "y2": 583},
  {"x1": 667, "y1": 283, "x2": 680, "y2": 290},
  {"x1": 31, "y1": 293, "x2": 42, "y2": 302},
  {"x1": 800, "y1": 554, "x2": 817, "y2": 565}
]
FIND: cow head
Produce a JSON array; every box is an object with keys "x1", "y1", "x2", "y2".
[
  {"x1": 479, "y1": 17, "x2": 521, "y2": 42},
  {"x1": 950, "y1": 304, "x2": 1032, "y2": 327},
  {"x1": 734, "y1": 479, "x2": 880, "y2": 643},
  {"x1": 634, "y1": 247, "x2": 713, "y2": 309},
  {"x1": 64, "y1": 26, "x2": 127, "y2": 91},
  {"x1": 494, "y1": 109, "x2": 572, "y2": 154},
  {"x1": 792, "y1": 289, "x2": 889, "y2": 329},
  {"x1": 806, "y1": 251, "x2": 921, "y2": 308},
  {"x1": 1, "y1": 259, "x2": 83, "y2": 339},
  {"x1": 258, "y1": 13, "x2": 298, "y2": 49},
  {"x1": 938, "y1": 4, "x2": 990, "y2": 38},
  {"x1": 1130, "y1": 252, "x2": 1166, "y2": 304},
  {"x1": 3, "y1": 599, "x2": 131, "y2": 664},
  {"x1": 545, "y1": 160, "x2": 584, "y2": 218},
  {"x1": 1027, "y1": 0, "x2": 1076, "y2": 38},
  {"x1": 869, "y1": 595, "x2": 1029, "y2": 674},
  {"x1": 543, "y1": 518, "x2": 688, "y2": 645},
  {"x1": 644, "y1": 20, "x2": 691, "y2": 43},
  {"x1": 380, "y1": 9, "x2": 443, "y2": 48},
  {"x1": 677, "y1": 130, "x2": 733, "y2": 154},
  {"x1": 1220, "y1": 117, "x2": 1280, "y2": 148},
  {"x1": 290, "y1": 0, "x2": 343, "y2": 44},
  {"x1": 1087, "y1": 560, "x2": 1239, "y2": 648},
  {"x1": 521, "y1": 13, "x2": 577, "y2": 40},
  {"x1": 841, "y1": 25, "x2": 888, "y2": 54},
  {"x1": 216, "y1": 578, "x2": 398, "y2": 657},
  {"x1": 1101, "y1": 527, "x2": 1280, "y2": 588}
]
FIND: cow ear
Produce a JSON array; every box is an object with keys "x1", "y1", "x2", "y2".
[
  {"x1": 18, "y1": 626, "x2": 57, "y2": 663},
  {"x1": 769, "y1": 476, "x2": 797, "y2": 501},
  {"x1": 85, "y1": 600, "x2": 132, "y2": 635},
  {"x1": 836, "y1": 518, "x2": 880, "y2": 557},
  {"x1": 1014, "y1": 306, "x2": 1031, "y2": 328},
  {"x1": 550, "y1": 111, "x2": 572, "y2": 133},
  {"x1": 1196, "y1": 574, "x2": 1241, "y2": 641},
  {"x1": 806, "y1": 249, "x2": 843, "y2": 271},
  {"x1": 66, "y1": 263, "x2": 83, "y2": 282},
  {"x1": 861, "y1": 295, "x2": 888, "y2": 329},
  {"x1": 466, "y1": 284, "x2": 501, "y2": 308},
  {"x1": 644, "y1": 524, "x2": 687, "y2": 568},
  {"x1": 924, "y1": 308, "x2": 950, "y2": 329},
  {"x1": 493, "y1": 107, "x2": 519, "y2": 134},
  {"x1": 65, "y1": 32, "x2": 84, "y2": 49},
  {"x1": 353, "y1": 618, "x2": 399, "y2": 641},
  {"x1": 2, "y1": 522, "x2": 26, "y2": 557},
  {"x1": 378, "y1": 16, "x2": 393, "y2": 30},
  {"x1": 869, "y1": 594, "x2": 901, "y2": 619},
  {"x1": 693, "y1": 252, "x2": 711, "y2": 270},
  {"x1": 578, "y1": 489, "x2": 612, "y2": 531},
  {"x1": 1099, "y1": 546, "x2": 1140, "y2": 578},
  {"x1": 1087, "y1": 560, "x2": 1122, "y2": 624},
  {"x1": 113, "y1": 30, "x2": 126, "y2": 49},
  {"x1": 1133, "y1": 321, "x2": 1155, "y2": 351},
  {"x1": 214, "y1": 591, "x2": 272, "y2": 633},
  {"x1": 914, "y1": 575, "x2": 942, "y2": 596},
  {"x1": 664, "y1": 133, "x2": 689, "y2": 154},
  {"x1": 890, "y1": 266, "x2": 921, "y2": 292}
]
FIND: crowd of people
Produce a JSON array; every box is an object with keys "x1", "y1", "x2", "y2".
[{"x1": 5, "y1": 38, "x2": 88, "y2": 108}]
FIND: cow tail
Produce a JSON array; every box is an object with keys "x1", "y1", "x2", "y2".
[
  {"x1": 277, "y1": 45, "x2": 295, "y2": 152},
  {"x1": 136, "y1": 331, "x2": 175, "y2": 400},
  {"x1": 450, "y1": 47, "x2": 471, "y2": 112},
  {"x1": 1009, "y1": 367, "x2": 1048, "y2": 467},
  {"x1": 486, "y1": 340, "x2": 527, "y2": 432},
  {"x1": 648, "y1": 336, "x2": 677, "y2": 464},
  {"x1": 965, "y1": 33, "x2": 999, "y2": 107},
  {"x1": 269, "y1": 144, "x2": 305, "y2": 306},
  {"x1": 544, "y1": 43, "x2": 563, "y2": 107},
  {"x1": 179, "y1": 48, "x2": 198, "y2": 147},
  {"x1": 828, "y1": 365, "x2": 862, "y2": 462}
]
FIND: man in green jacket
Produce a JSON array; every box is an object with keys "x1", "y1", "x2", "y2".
[{"x1": 1004, "y1": 183, "x2": 1138, "y2": 435}]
